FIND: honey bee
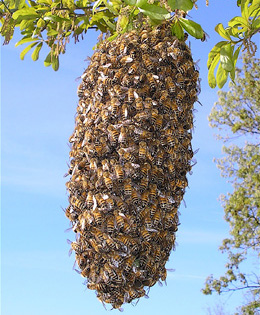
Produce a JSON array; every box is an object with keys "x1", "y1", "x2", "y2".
[
  {"x1": 71, "y1": 196, "x2": 86, "y2": 211},
  {"x1": 114, "y1": 211, "x2": 125, "y2": 230},
  {"x1": 140, "y1": 29, "x2": 149, "y2": 43},
  {"x1": 141, "y1": 190, "x2": 149, "y2": 208},
  {"x1": 159, "y1": 195, "x2": 170, "y2": 210},
  {"x1": 107, "y1": 124, "x2": 119, "y2": 146},
  {"x1": 150, "y1": 108, "x2": 158, "y2": 125},
  {"x1": 140, "y1": 162, "x2": 151, "y2": 178},
  {"x1": 149, "y1": 200, "x2": 158, "y2": 218},
  {"x1": 101, "y1": 159, "x2": 110, "y2": 172},
  {"x1": 135, "y1": 97, "x2": 143, "y2": 112},
  {"x1": 146, "y1": 73, "x2": 157, "y2": 93},
  {"x1": 88, "y1": 237, "x2": 102, "y2": 252},
  {"x1": 139, "y1": 141, "x2": 147, "y2": 160},
  {"x1": 94, "y1": 193, "x2": 106, "y2": 208},
  {"x1": 118, "y1": 126, "x2": 127, "y2": 146},
  {"x1": 112, "y1": 68, "x2": 124, "y2": 83},
  {"x1": 139, "y1": 176, "x2": 148, "y2": 193},
  {"x1": 176, "y1": 72, "x2": 185, "y2": 87},
  {"x1": 128, "y1": 62, "x2": 139, "y2": 74},
  {"x1": 131, "y1": 188, "x2": 139, "y2": 205},
  {"x1": 103, "y1": 170, "x2": 113, "y2": 190},
  {"x1": 92, "y1": 209, "x2": 102, "y2": 225},
  {"x1": 138, "y1": 85, "x2": 150, "y2": 99},
  {"x1": 178, "y1": 60, "x2": 193, "y2": 74},
  {"x1": 149, "y1": 184, "x2": 157, "y2": 201},
  {"x1": 188, "y1": 88, "x2": 197, "y2": 101},
  {"x1": 100, "y1": 109, "x2": 110, "y2": 123},
  {"x1": 165, "y1": 76, "x2": 176, "y2": 94},
  {"x1": 176, "y1": 89, "x2": 186, "y2": 106},
  {"x1": 127, "y1": 87, "x2": 136, "y2": 103},
  {"x1": 142, "y1": 54, "x2": 154, "y2": 72},
  {"x1": 113, "y1": 85, "x2": 127, "y2": 99},
  {"x1": 124, "y1": 255, "x2": 135, "y2": 273},
  {"x1": 119, "y1": 40, "x2": 127, "y2": 54},
  {"x1": 119, "y1": 55, "x2": 133, "y2": 64},
  {"x1": 153, "y1": 210, "x2": 161, "y2": 228},
  {"x1": 124, "y1": 178, "x2": 132, "y2": 196},
  {"x1": 140, "y1": 228, "x2": 151, "y2": 242},
  {"x1": 176, "y1": 177, "x2": 188, "y2": 189},
  {"x1": 122, "y1": 74, "x2": 133, "y2": 87},
  {"x1": 114, "y1": 164, "x2": 124, "y2": 183},
  {"x1": 86, "y1": 191, "x2": 94, "y2": 209},
  {"x1": 106, "y1": 215, "x2": 115, "y2": 234},
  {"x1": 111, "y1": 97, "x2": 120, "y2": 115}
]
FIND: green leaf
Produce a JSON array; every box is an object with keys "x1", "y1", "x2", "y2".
[
  {"x1": 208, "y1": 53, "x2": 220, "y2": 88},
  {"x1": 216, "y1": 63, "x2": 228, "y2": 88},
  {"x1": 252, "y1": 17, "x2": 260, "y2": 28},
  {"x1": 12, "y1": 7, "x2": 39, "y2": 20},
  {"x1": 52, "y1": 54, "x2": 59, "y2": 71},
  {"x1": 44, "y1": 52, "x2": 52, "y2": 67},
  {"x1": 47, "y1": 29, "x2": 59, "y2": 36},
  {"x1": 117, "y1": 14, "x2": 129, "y2": 32},
  {"x1": 15, "y1": 0, "x2": 26, "y2": 9},
  {"x1": 31, "y1": 42, "x2": 43, "y2": 61},
  {"x1": 171, "y1": 20, "x2": 184, "y2": 39},
  {"x1": 220, "y1": 43, "x2": 234, "y2": 72},
  {"x1": 139, "y1": 4, "x2": 171, "y2": 20},
  {"x1": 20, "y1": 41, "x2": 38, "y2": 60},
  {"x1": 63, "y1": 0, "x2": 75, "y2": 10},
  {"x1": 43, "y1": 15, "x2": 70, "y2": 23},
  {"x1": 167, "y1": 0, "x2": 193, "y2": 11},
  {"x1": 103, "y1": 16, "x2": 116, "y2": 30},
  {"x1": 136, "y1": 0, "x2": 148, "y2": 7},
  {"x1": 93, "y1": 0, "x2": 103, "y2": 12},
  {"x1": 15, "y1": 36, "x2": 39, "y2": 47},
  {"x1": 122, "y1": 0, "x2": 136, "y2": 5},
  {"x1": 19, "y1": 18, "x2": 34, "y2": 30},
  {"x1": 179, "y1": 18, "x2": 204, "y2": 39},
  {"x1": 207, "y1": 41, "x2": 228, "y2": 68},
  {"x1": 228, "y1": 16, "x2": 248, "y2": 28},
  {"x1": 248, "y1": 0, "x2": 260, "y2": 16},
  {"x1": 230, "y1": 46, "x2": 241, "y2": 81},
  {"x1": 241, "y1": 0, "x2": 250, "y2": 20},
  {"x1": 215, "y1": 23, "x2": 231, "y2": 40}
]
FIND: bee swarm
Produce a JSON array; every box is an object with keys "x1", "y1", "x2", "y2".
[{"x1": 66, "y1": 21, "x2": 199, "y2": 309}]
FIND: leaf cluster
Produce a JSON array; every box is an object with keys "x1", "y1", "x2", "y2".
[
  {"x1": 0, "y1": 0, "x2": 205, "y2": 70},
  {"x1": 203, "y1": 54, "x2": 260, "y2": 314},
  {"x1": 207, "y1": 0, "x2": 260, "y2": 88}
]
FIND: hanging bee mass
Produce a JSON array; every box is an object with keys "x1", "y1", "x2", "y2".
[{"x1": 65, "y1": 20, "x2": 200, "y2": 310}]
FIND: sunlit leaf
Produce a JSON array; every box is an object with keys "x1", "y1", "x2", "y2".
[
  {"x1": 15, "y1": 0, "x2": 26, "y2": 9},
  {"x1": 179, "y1": 18, "x2": 204, "y2": 39},
  {"x1": 220, "y1": 43, "x2": 234, "y2": 72},
  {"x1": 171, "y1": 20, "x2": 184, "y2": 40},
  {"x1": 230, "y1": 46, "x2": 241, "y2": 81},
  {"x1": 20, "y1": 41, "x2": 38, "y2": 60},
  {"x1": 52, "y1": 54, "x2": 59, "y2": 71},
  {"x1": 139, "y1": 4, "x2": 170, "y2": 20},
  {"x1": 208, "y1": 53, "x2": 220, "y2": 88},
  {"x1": 12, "y1": 7, "x2": 39, "y2": 20},
  {"x1": 207, "y1": 41, "x2": 227, "y2": 69},
  {"x1": 216, "y1": 63, "x2": 228, "y2": 88},
  {"x1": 31, "y1": 42, "x2": 43, "y2": 60},
  {"x1": 241, "y1": 0, "x2": 250, "y2": 20},
  {"x1": 44, "y1": 52, "x2": 52, "y2": 67},
  {"x1": 15, "y1": 36, "x2": 39, "y2": 47},
  {"x1": 167, "y1": 0, "x2": 193, "y2": 11},
  {"x1": 215, "y1": 23, "x2": 231, "y2": 40},
  {"x1": 252, "y1": 17, "x2": 260, "y2": 28},
  {"x1": 228, "y1": 16, "x2": 248, "y2": 28}
]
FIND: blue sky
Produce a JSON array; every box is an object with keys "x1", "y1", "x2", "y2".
[{"x1": 1, "y1": 1, "x2": 253, "y2": 314}]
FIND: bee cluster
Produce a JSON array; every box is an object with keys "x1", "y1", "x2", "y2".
[{"x1": 65, "y1": 21, "x2": 199, "y2": 309}]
